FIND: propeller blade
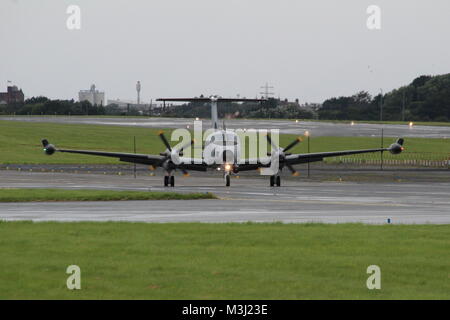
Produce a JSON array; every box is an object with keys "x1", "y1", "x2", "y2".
[
  {"x1": 266, "y1": 134, "x2": 279, "y2": 151},
  {"x1": 286, "y1": 164, "x2": 300, "y2": 176},
  {"x1": 158, "y1": 130, "x2": 172, "y2": 152},
  {"x1": 178, "y1": 139, "x2": 195, "y2": 154},
  {"x1": 283, "y1": 137, "x2": 302, "y2": 153}
]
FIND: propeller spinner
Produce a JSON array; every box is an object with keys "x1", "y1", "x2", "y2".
[{"x1": 266, "y1": 135, "x2": 302, "y2": 176}]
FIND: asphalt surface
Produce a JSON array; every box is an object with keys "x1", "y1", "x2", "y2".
[
  {"x1": 2, "y1": 116, "x2": 450, "y2": 138},
  {"x1": 0, "y1": 171, "x2": 449, "y2": 224}
]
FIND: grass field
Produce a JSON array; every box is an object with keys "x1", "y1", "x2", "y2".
[
  {"x1": 0, "y1": 120, "x2": 448, "y2": 164},
  {"x1": 0, "y1": 222, "x2": 448, "y2": 299},
  {"x1": 0, "y1": 188, "x2": 215, "y2": 202}
]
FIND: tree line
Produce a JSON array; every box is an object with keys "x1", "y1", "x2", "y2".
[
  {"x1": 318, "y1": 74, "x2": 450, "y2": 122},
  {"x1": 1, "y1": 73, "x2": 449, "y2": 122},
  {"x1": 0, "y1": 97, "x2": 107, "y2": 116}
]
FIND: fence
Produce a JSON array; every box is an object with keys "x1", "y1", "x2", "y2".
[{"x1": 327, "y1": 152, "x2": 450, "y2": 168}]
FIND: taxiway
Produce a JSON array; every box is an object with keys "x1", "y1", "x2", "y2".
[{"x1": 0, "y1": 171, "x2": 449, "y2": 224}]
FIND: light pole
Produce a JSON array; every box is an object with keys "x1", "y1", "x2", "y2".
[
  {"x1": 402, "y1": 90, "x2": 406, "y2": 122},
  {"x1": 379, "y1": 88, "x2": 383, "y2": 122},
  {"x1": 380, "y1": 128, "x2": 384, "y2": 171},
  {"x1": 305, "y1": 130, "x2": 310, "y2": 178}
]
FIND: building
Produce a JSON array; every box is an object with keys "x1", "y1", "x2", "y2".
[
  {"x1": 107, "y1": 99, "x2": 137, "y2": 109},
  {"x1": 0, "y1": 85, "x2": 25, "y2": 104},
  {"x1": 107, "y1": 98, "x2": 154, "y2": 115},
  {"x1": 78, "y1": 84, "x2": 105, "y2": 106}
]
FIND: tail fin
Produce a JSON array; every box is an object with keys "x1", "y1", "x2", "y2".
[
  {"x1": 211, "y1": 99, "x2": 219, "y2": 130},
  {"x1": 396, "y1": 138, "x2": 404, "y2": 146},
  {"x1": 42, "y1": 139, "x2": 49, "y2": 147}
]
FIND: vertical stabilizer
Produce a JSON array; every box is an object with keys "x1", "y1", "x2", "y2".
[{"x1": 211, "y1": 98, "x2": 219, "y2": 129}]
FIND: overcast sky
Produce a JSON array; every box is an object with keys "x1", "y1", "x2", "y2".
[{"x1": 1, "y1": 0, "x2": 449, "y2": 103}]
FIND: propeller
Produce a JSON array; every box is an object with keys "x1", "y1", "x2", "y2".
[
  {"x1": 158, "y1": 131, "x2": 194, "y2": 176},
  {"x1": 266, "y1": 135, "x2": 302, "y2": 176}
]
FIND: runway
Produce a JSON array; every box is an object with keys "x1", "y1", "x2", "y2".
[
  {"x1": 2, "y1": 116, "x2": 450, "y2": 138},
  {"x1": 0, "y1": 171, "x2": 449, "y2": 224}
]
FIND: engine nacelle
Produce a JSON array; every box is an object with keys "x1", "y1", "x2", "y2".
[
  {"x1": 389, "y1": 138, "x2": 404, "y2": 155},
  {"x1": 44, "y1": 144, "x2": 56, "y2": 155},
  {"x1": 42, "y1": 139, "x2": 56, "y2": 155}
]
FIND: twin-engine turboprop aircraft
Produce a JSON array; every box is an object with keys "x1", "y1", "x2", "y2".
[{"x1": 42, "y1": 95, "x2": 404, "y2": 187}]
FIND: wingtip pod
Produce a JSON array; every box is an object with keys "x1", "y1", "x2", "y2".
[
  {"x1": 389, "y1": 138, "x2": 405, "y2": 155},
  {"x1": 41, "y1": 139, "x2": 55, "y2": 155}
]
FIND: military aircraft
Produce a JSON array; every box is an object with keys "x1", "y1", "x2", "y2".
[{"x1": 42, "y1": 95, "x2": 404, "y2": 187}]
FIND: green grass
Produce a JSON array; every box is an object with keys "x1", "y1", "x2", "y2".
[
  {"x1": 0, "y1": 188, "x2": 216, "y2": 202},
  {"x1": 0, "y1": 222, "x2": 448, "y2": 299},
  {"x1": 0, "y1": 120, "x2": 448, "y2": 164}
]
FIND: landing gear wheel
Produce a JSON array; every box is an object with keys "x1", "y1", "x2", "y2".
[
  {"x1": 276, "y1": 175, "x2": 281, "y2": 187},
  {"x1": 270, "y1": 176, "x2": 275, "y2": 187},
  {"x1": 164, "y1": 176, "x2": 169, "y2": 187},
  {"x1": 170, "y1": 176, "x2": 175, "y2": 187},
  {"x1": 225, "y1": 174, "x2": 231, "y2": 187}
]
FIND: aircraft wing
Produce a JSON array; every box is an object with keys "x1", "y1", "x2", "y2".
[
  {"x1": 41, "y1": 139, "x2": 210, "y2": 171},
  {"x1": 284, "y1": 147, "x2": 390, "y2": 165},
  {"x1": 42, "y1": 139, "x2": 165, "y2": 166},
  {"x1": 237, "y1": 138, "x2": 404, "y2": 171}
]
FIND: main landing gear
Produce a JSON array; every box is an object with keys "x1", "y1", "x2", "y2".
[
  {"x1": 270, "y1": 175, "x2": 281, "y2": 187},
  {"x1": 164, "y1": 175, "x2": 175, "y2": 187}
]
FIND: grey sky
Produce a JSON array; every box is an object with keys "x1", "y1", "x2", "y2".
[{"x1": 1, "y1": 0, "x2": 449, "y2": 103}]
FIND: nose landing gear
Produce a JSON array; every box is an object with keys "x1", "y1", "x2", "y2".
[{"x1": 225, "y1": 173, "x2": 231, "y2": 187}]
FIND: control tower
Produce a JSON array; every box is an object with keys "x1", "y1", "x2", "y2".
[{"x1": 136, "y1": 81, "x2": 141, "y2": 105}]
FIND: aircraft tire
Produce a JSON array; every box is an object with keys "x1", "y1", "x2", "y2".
[{"x1": 164, "y1": 176, "x2": 169, "y2": 187}]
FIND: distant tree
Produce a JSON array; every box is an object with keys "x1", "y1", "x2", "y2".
[{"x1": 318, "y1": 74, "x2": 450, "y2": 122}]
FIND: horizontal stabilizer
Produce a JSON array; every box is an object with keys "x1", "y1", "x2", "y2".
[{"x1": 156, "y1": 97, "x2": 266, "y2": 103}]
